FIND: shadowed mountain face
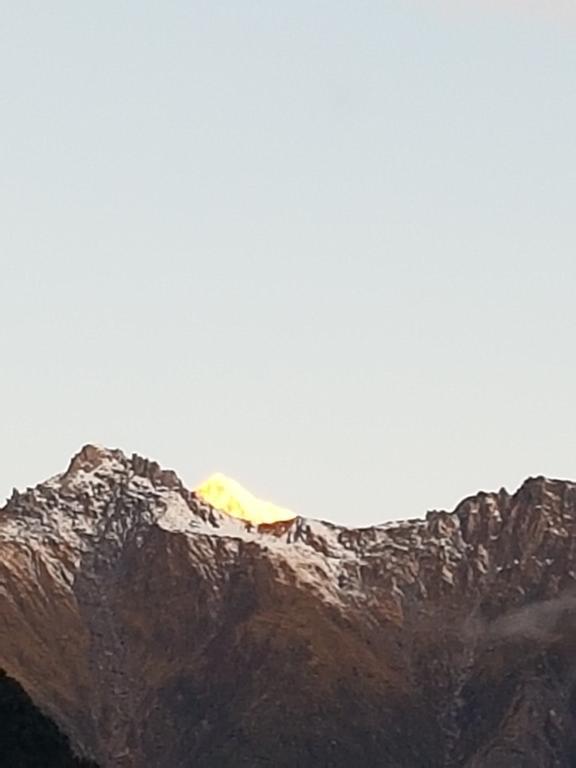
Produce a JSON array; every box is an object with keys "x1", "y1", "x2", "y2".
[
  {"x1": 0, "y1": 671, "x2": 98, "y2": 767},
  {"x1": 2, "y1": 445, "x2": 576, "y2": 766}
]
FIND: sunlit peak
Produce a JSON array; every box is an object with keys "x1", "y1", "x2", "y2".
[{"x1": 195, "y1": 473, "x2": 296, "y2": 526}]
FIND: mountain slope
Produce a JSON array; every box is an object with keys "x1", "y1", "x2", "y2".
[{"x1": 1, "y1": 445, "x2": 576, "y2": 766}]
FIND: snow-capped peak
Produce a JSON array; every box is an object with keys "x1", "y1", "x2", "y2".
[{"x1": 195, "y1": 472, "x2": 296, "y2": 525}]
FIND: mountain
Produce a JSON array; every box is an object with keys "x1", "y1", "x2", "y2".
[{"x1": 1, "y1": 445, "x2": 576, "y2": 767}]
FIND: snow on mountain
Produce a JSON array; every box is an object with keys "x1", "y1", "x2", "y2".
[{"x1": 2, "y1": 445, "x2": 576, "y2": 767}]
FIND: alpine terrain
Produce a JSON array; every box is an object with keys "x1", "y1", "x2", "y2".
[{"x1": 1, "y1": 445, "x2": 576, "y2": 767}]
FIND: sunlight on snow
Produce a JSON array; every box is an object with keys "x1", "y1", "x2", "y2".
[{"x1": 195, "y1": 473, "x2": 296, "y2": 525}]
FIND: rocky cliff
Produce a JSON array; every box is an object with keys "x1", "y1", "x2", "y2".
[{"x1": 1, "y1": 445, "x2": 576, "y2": 767}]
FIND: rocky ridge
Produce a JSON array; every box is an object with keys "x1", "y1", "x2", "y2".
[{"x1": 1, "y1": 445, "x2": 576, "y2": 766}]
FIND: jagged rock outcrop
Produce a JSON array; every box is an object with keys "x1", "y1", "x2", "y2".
[{"x1": 1, "y1": 445, "x2": 576, "y2": 766}]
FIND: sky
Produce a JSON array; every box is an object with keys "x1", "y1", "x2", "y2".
[{"x1": 1, "y1": 1, "x2": 576, "y2": 526}]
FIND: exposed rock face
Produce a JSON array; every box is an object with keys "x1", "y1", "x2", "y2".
[{"x1": 2, "y1": 445, "x2": 576, "y2": 766}]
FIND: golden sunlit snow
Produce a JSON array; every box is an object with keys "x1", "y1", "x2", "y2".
[{"x1": 195, "y1": 473, "x2": 296, "y2": 525}]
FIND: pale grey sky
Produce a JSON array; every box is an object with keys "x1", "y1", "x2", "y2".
[{"x1": 2, "y1": 1, "x2": 575, "y2": 525}]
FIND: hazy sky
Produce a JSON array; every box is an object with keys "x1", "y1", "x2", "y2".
[{"x1": 2, "y1": 1, "x2": 576, "y2": 526}]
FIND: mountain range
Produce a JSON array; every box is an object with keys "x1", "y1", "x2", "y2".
[{"x1": 1, "y1": 444, "x2": 576, "y2": 767}]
